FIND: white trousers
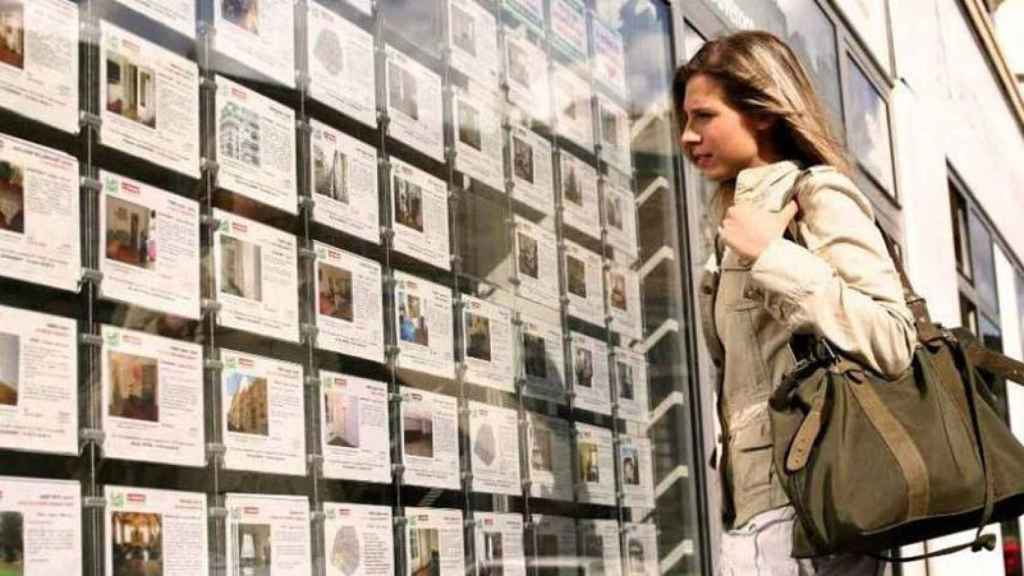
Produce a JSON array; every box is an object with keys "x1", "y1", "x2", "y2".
[{"x1": 719, "y1": 507, "x2": 884, "y2": 576}]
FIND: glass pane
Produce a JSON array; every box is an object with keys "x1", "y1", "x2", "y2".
[
  {"x1": 844, "y1": 56, "x2": 895, "y2": 195},
  {"x1": 969, "y1": 208, "x2": 999, "y2": 315}
]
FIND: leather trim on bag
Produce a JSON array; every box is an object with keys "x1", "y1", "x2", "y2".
[
  {"x1": 785, "y1": 389, "x2": 826, "y2": 472},
  {"x1": 848, "y1": 378, "x2": 931, "y2": 518}
]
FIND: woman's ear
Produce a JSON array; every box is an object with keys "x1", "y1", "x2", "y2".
[{"x1": 752, "y1": 113, "x2": 777, "y2": 132}]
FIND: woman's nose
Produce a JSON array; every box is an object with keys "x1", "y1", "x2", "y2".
[{"x1": 679, "y1": 127, "x2": 700, "y2": 146}]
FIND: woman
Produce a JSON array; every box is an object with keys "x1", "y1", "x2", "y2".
[{"x1": 674, "y1": 31, "x2": 917, "y2": 574}]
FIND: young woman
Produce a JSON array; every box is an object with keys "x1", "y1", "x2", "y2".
[{"x1": 674, "y1": 31, "x2": 917, "y2": 574}]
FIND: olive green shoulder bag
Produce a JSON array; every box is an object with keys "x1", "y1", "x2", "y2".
[{"x1": 768, "y1": 173, "x2": 1024, "y2": 561}]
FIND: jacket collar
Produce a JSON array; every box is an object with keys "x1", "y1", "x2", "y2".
[{"x1": 733, "y1": 160, "x2": 802, "y2": 206}]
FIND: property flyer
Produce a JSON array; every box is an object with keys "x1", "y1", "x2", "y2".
[
  {"x1": 404, "y1": 507, "x2": 466, "y2": 576},
  {"x1": 0, "y1": 0, "x2": 79, "y2": 133},
  {"x1": 99, "y1": 170, "x2": 201, "y2": 319},
  {"x1": 520, "y1": 311, "x2": 566, "y2": 404},
  {"x1": 475, "y1": 512, "x2": 526, "y2": 576},
  {"x1": 100, "y1": 21, "x2": 200, "y2": 177},
  {"x1": 613, "y1": 347, "x2": 649, "y2": 424},
  {"x1": 0, "y1": 132, "x2": 80, "y2": 291},
  {"x1": 564, "y1": 240, "x2": 605, "y2": 326},
  {"x1": 509, "y1": 124, "x2": 555, "y2": 214},
  {"x1": 570, "y1": 332, "x2": 611, "y2": 416},
  {"x1": 607, "y1": 262, "x2": 642, "y2": 341},
  {"x1": 525, "y1": 412, "x2": 573, "y2": 501},
  {"x1": 550, "y1": 0, "x2": 587, "y2": 62},
  {"x1": 225, "y1": 493, "x2": 312, "y2": 576},
  {"x1": 0, "y1": 476, "x2": 81, "y2": 575},
  {"x1": 215, "y1": 75, "x2": 298, "y2": 214},
  {"x1": 504, "y1": 31, "x2": 549, "y2": 123},
  {"x1": 386, "y1": 45, "x2": 445, "y2": 162},
  {"x1": 579, "y1": 519, "x2": 623, "y2": 576},
  {"x1": 0, "y1": 305, "x2": 77, "y2": 455},
  {"x1": 394, "y1": 271, "x2": 455, "y2": 379},
  {"x1": 214, "y1": 0, "x2": 296, "y2": 87},
  {"x1": 310, "y1": 118, "x2": 381, "y2": 243},
  {"x1": 104, "y1": 485, "x2": 208, "y2": 576},
  {"x1": 620, "y1": 435, "x2": 655, "y2": 509},
  {"x1": 114, "y1": 0, "x2": 196, "y2": 38},
  {"x1": 390, "y1": 157, "x2": 451, "y2": 271},
  {"x1": 592, "y1": 18, "x2": 627, "y2": 99},
  {"x1": 529, "y1": 515, "x2": 577, "y2": 576},
  {"x1": 400, "y1": 386, "x2": 460, "y2": 490},
  {"x1": 323, "y1": 502, "x2": 395, "y2": 576},
  {"x1": 315, "y1": 242, "x2": 385, "y2": 363},
  {"x1": 597, "y1": 95, "x2": 633, "y2": 175},
  {"x1": 514, "y1": 217, "x2": 559, "y2": 305},
  {"x1": 576, "y1": 422, "x2": 615, "y2": 506},
  {"x1": 602, "y1": 180, "x2": 638, "y2": 258},
  {"x1": 308, "y1": 2, "x2": 377, "y2": 127},
  {"x1": 469, "y1": 401, "x2": 522, "y2": 496},
  {"x1": 502, "y1": 0, "x2": 544, "y2": 32},
  {"x1": 101, "y1": 325, "x2": 204, "y2": 467},
  {"x1": 448, "y1": 0, "x2": 499, "y2": 86},
  {"x1": 461, "y1": 295, "x2": 515, "y2": 393},
  {"x1": 320, "y1": 371, "x2": 392, "y2": 483},
  {"x1": 213, "y1": 208, "x2": 300, "y2": 343},
  {"x1": 220, "y1": 348, "x2": 306, "y2": 476},
  {"x1": 454, "y1": 82, "x2": 504, "y2": 192},
  {"x1": 553, "y1": 62, "x2": 595, "y2": 151},
  {"x1": 624, "y1": 523, "x2": 658, "y2": 576},
  {"x1": 560, "y1": 152, "x2": 600, "y2": 239}
]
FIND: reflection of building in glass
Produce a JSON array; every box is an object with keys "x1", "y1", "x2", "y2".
[
  {"x1": 226, "y1": 374, "x2": 268, "y2": 436},
  {"x1": 219, "y1": 102, "x2": 261, "y2": 167}
]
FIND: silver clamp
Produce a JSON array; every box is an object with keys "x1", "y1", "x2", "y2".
[
  {"x1": 202, "y1": 299, "x2": 222, "y2": 314},
  {"x1": 200, "y1": 77, "x2": 218, "y2": 91},
  {"x1": 208, "y1": 507, "x2": 228, "y2": 519},
  {"x1": 206, "y1": 442, "x2": 227, "y2": 461},
  {"x1": 80, "y1": 268, "x2": 104, "y2": 286},
  {"x1": 83, "y1": 496, "x2": 106, "y2": 510},
  {"x1": 298, "y1": 247, "x2": 318, "y2": 261},
  {"x1": 204, "y1": 358, "x2": 224, "y2": 371},
  {"x1": 80, "y1": 176, "x2": 102, "y2": 193},
  {"x1": 80, "y1": 428, "x2": 106, "y2": 446},
  {"x1": 304, "y1": 375, "x2": 321, "y2": 389},
  {"x1": 200, "y1": 214, "x2": 223, "y2": 228},
  {"x1": 79, "y1": 111, "x2": 102, "y2": 130},
  {"x1": 79, "y1": 333, "x2": 104, "y2": 347}
]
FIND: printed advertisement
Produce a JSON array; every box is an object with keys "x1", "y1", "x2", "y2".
[
  {"x1": 504, "y1": 31, "x2": 550, "y2": 123},
  {"x1": 215, "y1": 75, "x2": 298, "y2": 214},
  {"x1": 570, "y1": 332, "x2": 610, "y2": 416},
  {"x1": 0, "y1": 0, "x2": 79, "y2": 133},
  {"x1": 613, "y1": 347, "x2": 649, "y2": 424},
  {"x1": 315, "y1": 242, "x2": 385, "y2": 363},
  {"x1": 620, "y1": 435, "x2": 655, "y2": 509},
  {"x1": 214, "y1": 0, "x2": 295, "y2": 87},
  {"x1": 311, "y1": 119, "x2": 381, "y2": 243},
  {"x1": 475, "y1": 512, "x2": 526, "y2": 576},
  {"x1": 624, "y1": 523, "x2": 658, "y2": 576},
  {"x1": 320, "y1": 371, "x2": 392, "y2": 483},
  {"x1": 225, "y1": 493, "x2": 312, "y2": 576},
  {"x1": 404, "y1": 507, "x2": 466, "y2": 576},
  {"x1": 592, "y1": 18, "x2": 627, "y2": 98},
  {"x1": 509, "y1": 124, "x2": 555, "y2": 214},
  {"x1": 554, "y1": 63, "x2": 595, "y2": 151},
  {"x1": 575, "y1": 422, "x2": 615, "y2": 506},
  {"x1": 99, "y1": 170, "x2": 201, "y2": 318},
  {"x1": 390, "y1": 157, "x2": 451, "y2": 270},
  {"x1": 564, "y1": 240, "x2": 605, "y2": 326},
  {"x1": 213, "y1": 208, "x2": 300, "y2": 343},
  {"x1": 550, "y1": 0, "x2": 587, "y2": 62},
  {"x1": 526, "y1": 412, "x2": 573, "y2": 501},
  {"x1": 579, "y1": 519, "x2": 622, "y2": 576},
  {"x1": 607, "y1": 263, "x2": 642, "y2": 341},
  {"x1": 529, "y1": 515, "x2": 576, "y2": 576},
  {"x1": 100, "y1": 21, "x2": 200, "y2": 177},
  {"x1": 221, "y1": 348, "x2": 306, "y2": 476},
  {"x1": 513, "y1": 217, "x2": 558, "y2": 305},
  {"x1": 400, "y1": 386, "x2": 460, "y2": 490},
  {"x1": 0, "y1": 130, "x2": 80, "y2": 291},
  {"x1": 105, "y1": 485, "x2": 208, "y2": 576},
  {"x1": 308, "y1": 2, "x2": 377, "y2": 126},
  {"x1": 602, "y1": 180, "x2": 638, "y2": 258},
  {"x1": 114, "y1": 0, "x2": 196, "y2": 38},
  {"x1": 394, "y1": 271, "x2": 455, "y2": 379},
  {"x1": 502, "y1": 0, "x2": 543, "y2": 32},
  {"x1": 560, "y1": 152, "x2": 600, "y2": 239},
  {"x1": 323, "y1": 503, "x2": 395, "y2": 576},
  {"x1": 448, "y1": 0, "x2": 499, "y2": 85},
  {"x1": 0, "y1": 476, "x2": 81, "y2": 575},
  {"x1": 101, "y1": 325, "x2": 204, "y2": 467},
  {"x1": 520, "y1": 311, "x2": 565, "y2": 404},
  {"x1": 0, "y1": 305, "x2": 77, "y2": 455},
  {"x1": 386, "y1": 46, "x2": 444, "y2": 162},
  {"x1": 597, "y1": 95, "x2": 633, "y2": 175},
  {"x1": 462, "y1": 295, "x2": 515, "y2": 393},
  {"x1": 454, "y1": 82, "x2": 504, "y2": 192},
  {"x1": 469, "y1": 401, "x2": 522, "y2": 496}
]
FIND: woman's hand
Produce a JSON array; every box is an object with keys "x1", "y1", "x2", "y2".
[{"x1": 719, "y1": 201, "x2": 799, "y2": 264}]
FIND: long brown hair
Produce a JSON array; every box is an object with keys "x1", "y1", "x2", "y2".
[{"x1": 673, "y1": 31, "x2": 851, "y2": 217}]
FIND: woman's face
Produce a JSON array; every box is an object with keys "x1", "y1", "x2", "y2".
[{"x1": 679, "y1": 74, "x2": 770, "y2": 182}]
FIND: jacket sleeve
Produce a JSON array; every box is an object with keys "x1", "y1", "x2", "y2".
[{"x1": 746, "y1": 169, "x2": 917, "y2": 379}]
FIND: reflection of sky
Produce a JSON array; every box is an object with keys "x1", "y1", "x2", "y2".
[
  {"x1": 773, "y1": 0, "x2": 843, "y2": 131},
  {"x1": 846, "y1": 60, "x2": 893, "y2": 190}
]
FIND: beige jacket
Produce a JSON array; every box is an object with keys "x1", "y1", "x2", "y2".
[{"x1": 698, "y1": 161, "x2": 918, "y2": 529}]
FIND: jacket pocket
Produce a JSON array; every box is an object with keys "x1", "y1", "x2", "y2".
[{"x1": 732, "y1": 416, "x2": 774, "y2": 495}]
